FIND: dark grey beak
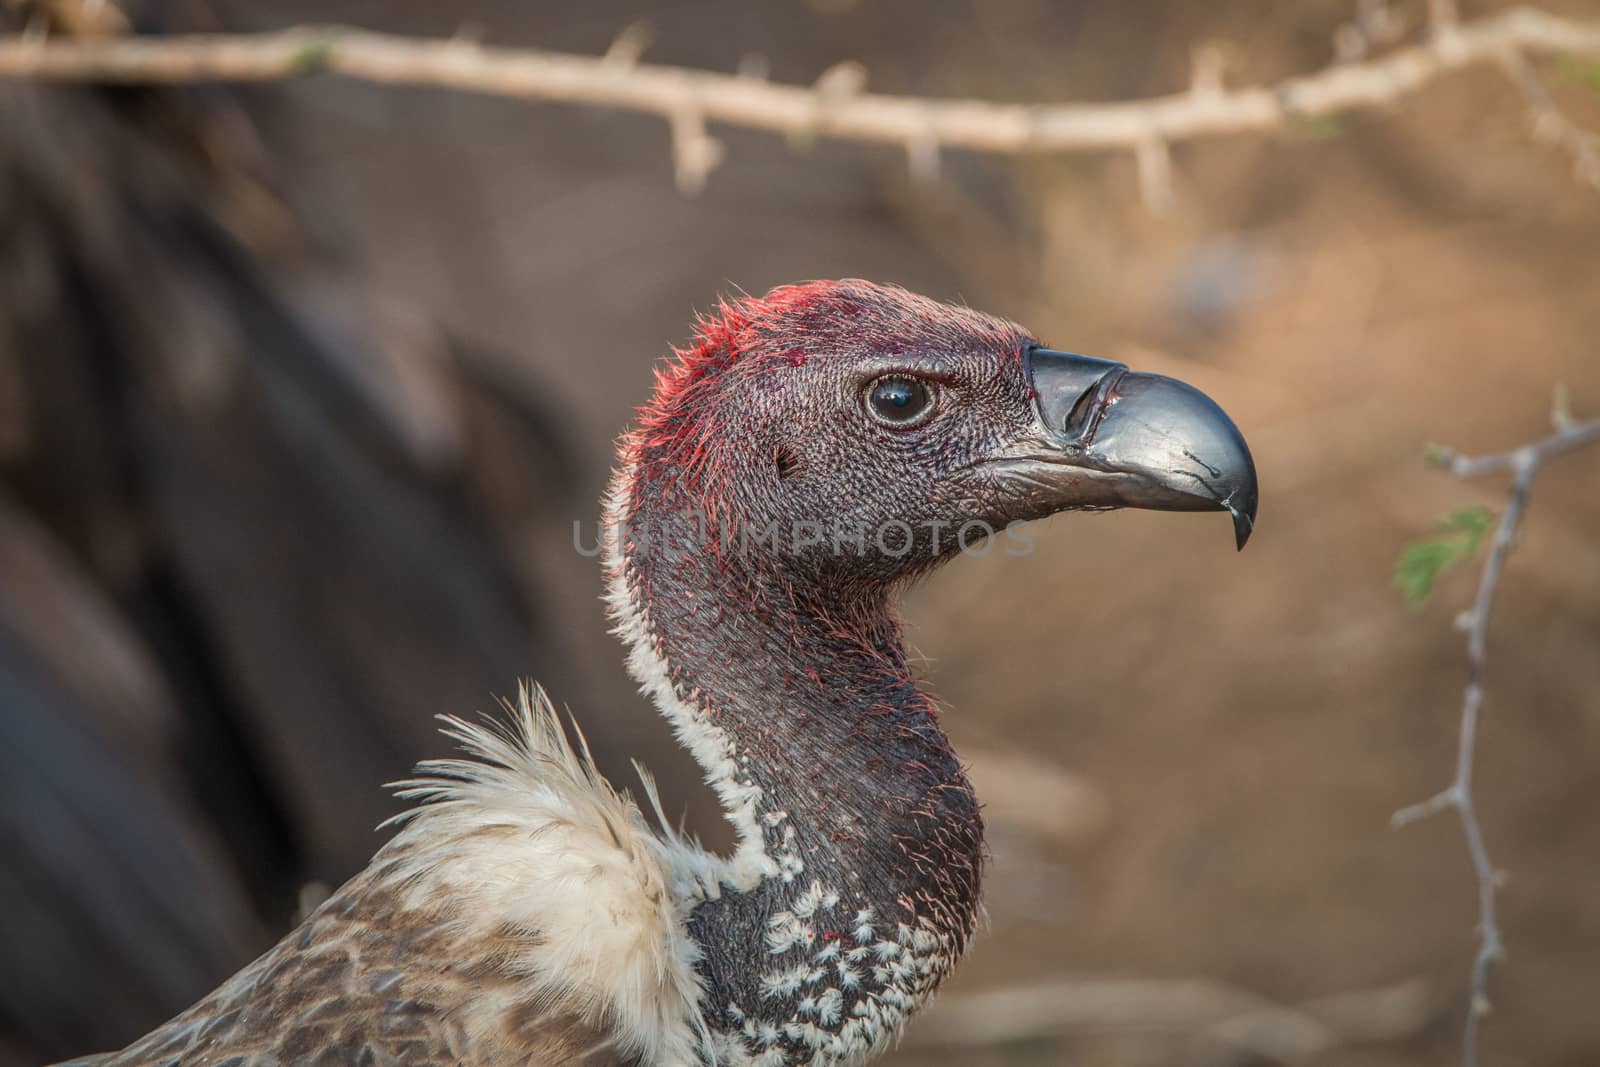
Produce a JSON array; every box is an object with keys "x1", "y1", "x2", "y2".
[{"x1": 1019, "y1": 346, "x2": 1259, "y2": 550}]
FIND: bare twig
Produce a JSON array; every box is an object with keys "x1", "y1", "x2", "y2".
[
  {"x1": 908, "y1": 974, "x2": 1435, "y2": 1062},
  {"x1": 1394, "y1": 397, "x2": 1600, "y2": 1067},
  {"x1": 1423, "y1": 409, "x2": 1600, "y2": 478},
  {"x1": 1496, "y1": 48, "x2": 1600, "y2": 191},
  {"x1": 0, "y1": 7, "x2": 1599, "y2": 196}
]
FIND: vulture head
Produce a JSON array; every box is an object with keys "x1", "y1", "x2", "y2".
[{"x1": 625, "y1": 279, "x2": 1255, "y2": 593}]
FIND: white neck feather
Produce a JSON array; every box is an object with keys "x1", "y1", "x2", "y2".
[{"x1": 600, "y1": 461, "x2": 782, "y2": 898}]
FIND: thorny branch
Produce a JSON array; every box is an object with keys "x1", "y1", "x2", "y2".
[
  {"x1": 1496, "y1": 49, "x2": 1600, "y2": 192},
  {"x1": 1392, "y1": 396, "x2": 1600, "y2": 1067},
  {"x1": 1, "y1": 6, "x2": 1600, "y2": 204}
]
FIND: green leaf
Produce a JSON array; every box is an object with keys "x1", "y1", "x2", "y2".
[
  {"x1": 1556, "y1": 56, "x2": 1600, "y2": 95},
  {"x1": 1437, "y1": 506, "x2": 1493, "y2": 540},
  {"x1": 1286, "y1": 111, "x2": 1349, "y2": 141},
  {"x1": 290, "y1": 36, "x2": 337, "y2": 73},
  {"x1": 1394, "y1": 507, "x2": 1494, "y2": 608}
]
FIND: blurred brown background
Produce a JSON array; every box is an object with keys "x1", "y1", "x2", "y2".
[{"x1": 2, "y1": 0, "x2": 1598, "y2": 1064}]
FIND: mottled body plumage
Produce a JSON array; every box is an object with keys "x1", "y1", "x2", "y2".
[{"x1": 68, "y1": 693, "x2": 705, "y2": 1067}]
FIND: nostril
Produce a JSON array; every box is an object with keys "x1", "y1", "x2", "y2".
[
  {"x1": 1025, "y1": 347, "x2": 1129, "y2": 441},
  {"x1": 1062, "y1": 385, "x2": 1101, "y2": 436}
]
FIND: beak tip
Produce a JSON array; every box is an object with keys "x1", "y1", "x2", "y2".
[{"x1": 1230, "y1": 505, "x2": 1254, "y2": 551}]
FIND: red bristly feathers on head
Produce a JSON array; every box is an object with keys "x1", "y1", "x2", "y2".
[
  {"x1": 620, "y1": 279, "x2": 1030, "y2": 524},
  {"x1": 621, "y1": 282, "x2": 828, "y2": 516}
]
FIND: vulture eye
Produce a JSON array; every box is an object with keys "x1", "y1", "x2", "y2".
[{"x1": 866, "y1": 377, "x2": 935, "y2": 427}]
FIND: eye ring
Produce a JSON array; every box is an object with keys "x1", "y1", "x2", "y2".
[{"x1": 865, "y1": 376, "x2": 937, "y2": 428}]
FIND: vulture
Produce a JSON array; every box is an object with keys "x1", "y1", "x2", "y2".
[{"x1": 58, "y1": 280, "x2": 1258, "y2": 1067}]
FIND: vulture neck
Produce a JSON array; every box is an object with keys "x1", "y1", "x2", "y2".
[{"x1": 604, "y1": 461, "x2": 983, "y2": 1061}]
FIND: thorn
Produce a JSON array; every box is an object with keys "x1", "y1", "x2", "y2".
[
  {"x1": 669, "y1": 108, "x2": 724, "y2": 195},
  {"x1": 787, "y1": 61, "x2": 867, "y2": 151},
  {"x1": 1189, "y1": 42, "x2": 1226, "y2": 97},
  {"x1": 1428, "y1": 0, "x2": 1460, "y2": 38},
  {"x1": 1359, "y1": 0, "x2": 1402, "y2": 43},
  {"x1": 1453, "y1": 610, "x2": 1476, "y2": 633},
  {"x1": 813, "y1": 60, "x2": 868, "y2": 101},
  {"x1": 736, "y1": 53, "x2": 770, "y2": 80},
  {"x1": 1551, "y1": 383, "x2": 1574, "y2": 432},
  {"x1": 1528, "y1": 108, "x2": 1564, "y2": 145},
  {"x1": 906, "y1": 129, "x2": 940, "y2": 184},
  {"x1": 1135, "y1": 135, "x2": 1175, "y2": 216},
  {"x1": 1333, "y1": 24, "x2": 1367, "y2": 64},
  {"x1": 1392, "y1": 785, "x2": 1460, "y2": 828},
  {"x1": 1471, "y1": 992, "x2": 1493, "y2": 1018},
  {"x1": 604, "y1": 21, "x2": 653, "y2": 68}
]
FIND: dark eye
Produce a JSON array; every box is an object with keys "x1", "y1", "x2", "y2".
[{"x1": 866, "y1": 377, "x2": 934, "y2": 426}]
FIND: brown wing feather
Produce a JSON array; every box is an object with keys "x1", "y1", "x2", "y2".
[{"x1": 67, "y1": 868, "x2": 642, "y2": 1067}]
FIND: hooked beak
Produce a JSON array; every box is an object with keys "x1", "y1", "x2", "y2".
[{"x1": 1005, "y1": 346, "x2": 1259, "y2": 550}]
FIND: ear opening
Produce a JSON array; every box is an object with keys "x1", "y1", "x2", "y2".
[{"x1": 774, "y1": 444, "x2": 800, "y2": 481}]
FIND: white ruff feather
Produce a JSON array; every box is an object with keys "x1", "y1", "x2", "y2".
[
  {"x1": 600, "y1": 461, "x2": 781, "y2": 896},
  {"x1": 384, "y1": 685, "x2": 710, "y2": 1065}
]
